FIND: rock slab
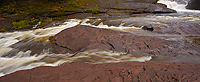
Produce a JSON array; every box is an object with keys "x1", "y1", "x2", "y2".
[
  {"x1": 0, "y1": 61, "x2": 199, "y2": 82},
  {"x1": 50, "y1": 25, "x2": 180, "y2": 56}
]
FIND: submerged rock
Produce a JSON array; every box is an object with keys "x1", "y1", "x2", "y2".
[{"x1": 50, "y1": 25, "x2": 181, "y2": 56}]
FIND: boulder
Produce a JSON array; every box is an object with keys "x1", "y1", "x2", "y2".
[
  {"x1": 186, "y1": 0, "x2": 200, "y2": 10},
  {"x1": 50, "y1": 25, "x2": 181, "y2": 56}
]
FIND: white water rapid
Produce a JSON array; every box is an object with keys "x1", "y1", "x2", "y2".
[
  {"x1": 158, "y1": 0, "x2": 200, "y2": 13},
  {"x1": 0, "y1": 19, "x2": 153, "y2": 77}
]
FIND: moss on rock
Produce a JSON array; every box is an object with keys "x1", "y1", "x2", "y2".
[
  {"x1": 12, "y1": 18, "x2": 39, "y2": 29},
  {"x1": 89, "y1": 8, "x2": 99, "y2": 14}
]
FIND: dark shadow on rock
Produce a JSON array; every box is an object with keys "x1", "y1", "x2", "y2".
[
  {"x1": 186, "y1": 0, "x2": 200, "y2": 10},
  {"x1": 141, "y1": 26, "x2": 154, "y2": 32}
]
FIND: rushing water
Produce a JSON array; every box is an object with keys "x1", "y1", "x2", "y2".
[
  {"x1": 0, "y1": 19, "x2": 153, "y2": 77},
  {"x1": 0, "y1": 0, "x2": 200, "y2": 77},
  {"x1": 158, "y1": 0, "x2": 200, "y2": 13}
]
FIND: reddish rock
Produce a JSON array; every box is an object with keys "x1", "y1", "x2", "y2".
[
  {"x1": 50, "y1": 25, "x2": 181, "y2": 56},
  {"x1": 86, "y1": 0, "x2": 176, "y2": 14},
  {"x1": 107, "y1": 2, "x2": 176, "y2": 13},
  {"x1": 0, "y1": 61, "x2": 199, "y2": 82}
]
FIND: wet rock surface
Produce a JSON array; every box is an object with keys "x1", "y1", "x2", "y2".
[
  {"x1": 50, "y1": 25, "x2": 181, "y2": 56},
  {"x1": 146, "y1": 22, "x2": 200, "y2": 35},
  {"x1": 1, "y1": 0, "x2": 200, "y2": 81},
  {"x1": 0, "y1": 61, "x2": 199, "y2": 82},
  {"x1": 103, "y1": 2, "x2": 176, "y2": 14},
  {"x1": 186, "y1": 0, "x2": 200, "y2": 10}
]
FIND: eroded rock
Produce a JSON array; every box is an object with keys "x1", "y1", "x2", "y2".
[
  {"x1": 50, "y1": 25, "x2": 181, "y2": 56},
  {"x1": 1, "y1": 61, "x2": 199, "y2": 82}
]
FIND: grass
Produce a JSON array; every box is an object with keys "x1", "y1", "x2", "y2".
[
  {"x1": 1, "y1": 0, "x2": 88, "y2": 14},
  {"x1": 89, "y1": 8, "x2": 99, "y2": 14},
  {"x1": 12, "y1": 20, "x2": 31, "y2": 29},
  {"x1": 0, "y1": 0, "x2": 104, "y2": 16},
  {"x1": 0, "y1": 0, "x2": 124, "y2": 15},
  {"x1": 0, "y1": 0, "x2": 104, "y2": 30},
  {"x1": 0, "y1": 28, "x2": 8, "y2": 31},
  {"x1": 12, "y1": 18, "x2": 39, "y2": 29},
  {"x1": 1, "y1": 2, "x2": 16, "y2": 12}
]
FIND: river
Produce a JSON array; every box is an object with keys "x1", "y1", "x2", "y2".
[{"x1": 0, "y1": 0, "x2": 199, "y2": 77}]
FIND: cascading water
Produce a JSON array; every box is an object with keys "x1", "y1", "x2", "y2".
[
  {"x1": 158, "y1": 0, "x2": 200, "y2": 13},
  {"x1": 0, "y1": 0, "x2": 200, "y2": 77}
]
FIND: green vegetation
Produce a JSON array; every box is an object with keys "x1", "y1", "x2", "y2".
[
  {"x1": 38, "y1": 17, "x2": 53, "y2": 28},
  {"x1": 68, "y1": 1, "x2": 78, "y2": 7},
  {"x1": 0, "y1": 28, "x2": 8, "y2": 31},
  {"x1": 66, "y1": 48, "x2": 74, "y2": 52},
  {"x1": 0, "y1": 0, "x2": 103, "y2": 31},
  {"x1": 12, "y1": 20, "x2": 31, "y2": 29},
  {"x1": 1, "y1": 2, "x2": 16, "y2": 12},
  {"x1": 89, "y1": 8, "x2": 99, "y2": 14},
  {"x1": 12, "y1": 18, "x2": 39, "y2": 29},
  {"x1": 0, "y1": 0, "x2": 123, "y2": 15},
  {"x1": 0, "y1": 0, "x2": 88, "y2": 14},
  {"x1": 66, "y1": 1, "x2": 78, "y2": 9}
]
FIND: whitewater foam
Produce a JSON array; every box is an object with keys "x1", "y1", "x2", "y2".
[{"x1": 158, "y1": 0, "x2": 200, "y2": 13}]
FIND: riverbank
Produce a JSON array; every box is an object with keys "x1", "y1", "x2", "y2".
[{"x1": 0, "y1": 0, "x2": 175, "y2": 32}]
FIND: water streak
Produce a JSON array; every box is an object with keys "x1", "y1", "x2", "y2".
[{"x1": 0, "y1": 19, "x2": 152, "y2": 77}]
